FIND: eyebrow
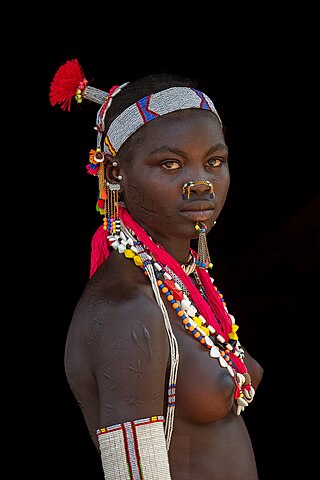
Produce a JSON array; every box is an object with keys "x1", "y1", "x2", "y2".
[{"x1": 149, "y1": 143, "x2": 228, "y2": 157}]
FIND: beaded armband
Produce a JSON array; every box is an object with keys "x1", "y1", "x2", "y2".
[{"x1": 97, "y1": 415, "x2": 171, "y2": 479}]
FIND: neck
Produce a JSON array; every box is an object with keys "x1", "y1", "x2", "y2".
[{"x1": 125, "y1": 211, "x2": 193, "y2": 265}]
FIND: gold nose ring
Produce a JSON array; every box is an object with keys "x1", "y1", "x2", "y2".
[{"x1": 182, "y1": 180, "x2": 215, "y2": 199}]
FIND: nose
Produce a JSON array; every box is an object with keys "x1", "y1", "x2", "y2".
[{"x1": 182, "y1": 180, "x2": 215, "y2": 199}]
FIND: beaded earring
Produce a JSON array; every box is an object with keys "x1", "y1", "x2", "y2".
[
  {"x1": 103, "y1": 182, "x2": 121, "y2": 235},
  {"x1": 195, "y1": 222, "x2": 213, "y2": 269}
]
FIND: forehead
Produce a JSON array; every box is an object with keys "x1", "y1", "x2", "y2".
[{"x1": 127, "y1": 109, "x2": 225, "y2": 152}]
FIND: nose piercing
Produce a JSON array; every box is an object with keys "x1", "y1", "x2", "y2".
[{"x1": 182, "y1": 180, "x2": 215, "y2": 199}]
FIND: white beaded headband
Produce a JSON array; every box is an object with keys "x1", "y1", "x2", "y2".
[{"x1": 102, "y1": 86, "x2": 222, "y2": 156}]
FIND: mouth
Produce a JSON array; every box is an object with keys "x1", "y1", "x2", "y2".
[{"x1": 180, "y1": 202, "x2": 215, "y2": 222}]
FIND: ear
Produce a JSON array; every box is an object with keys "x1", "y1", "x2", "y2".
[{"x1": 104, "y1": 154, "x2": 120, "y2": 183}]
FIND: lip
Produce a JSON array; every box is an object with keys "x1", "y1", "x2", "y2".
[{"x1": 180, "y1": 202, "x2": 215, "y2": 222}]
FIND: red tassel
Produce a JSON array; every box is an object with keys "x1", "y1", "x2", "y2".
[{"x1": 49, "y1": 59, "x2": 86, "y2": 112}]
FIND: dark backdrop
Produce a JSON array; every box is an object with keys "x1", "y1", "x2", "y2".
[{"x1": 28, "y1": 23, "x2": 318, "y2": 479}]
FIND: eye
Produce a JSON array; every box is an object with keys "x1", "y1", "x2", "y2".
[
  {"x1": 207, "y1": 158, "x2": 223, "y2": 167},
  {"x1": 161, "y1": 160, "x2": 181, "y2": 170}
]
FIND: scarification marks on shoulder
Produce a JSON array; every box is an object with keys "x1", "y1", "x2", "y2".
[
  {"x1": 112, "y1": 338, "x2": 127, "y2": 356},
  {"x1": 102, "y1": 363, "x2": 120, "y2": 391},
  {"x1": 132, "y1": 321, "x2": 152, "y2": 360},
  {"x1": 126, "y1": 392, "x2": 143, "y2": 409},
  {"x1": 128, "y1": 359, "x2": 144, "y2": 382},
  {"x1": 82, "y1": 298, "x2": 112, "y2": 346},
  {"x1": 83, "y1": 316, "x2": 104, "y2": 346}
]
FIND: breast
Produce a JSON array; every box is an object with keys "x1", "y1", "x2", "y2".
[{"x1": 172, "y1": 325, "x2": 237, "y2": 424}]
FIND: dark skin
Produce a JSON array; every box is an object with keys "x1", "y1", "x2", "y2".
[{"x1": 65, "y1": 109, "x2": 264, "y2": 479}]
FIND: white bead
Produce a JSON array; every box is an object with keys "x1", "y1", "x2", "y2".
[
  {"x1": 210, "y1": 345, "x2": 220, "y2": 358},
  {"x1": 219, "y1": 356, "x2": 228, "y2": 368},
  {"x1": 181, "y1": 299, "x2": 191, "y2": 309},
  {"x1": 118, "y1": 244, "x2": 126, "y2": 254},
  {"x1": 237, "y1": 397, "x2": 248, "y2": 407},
  {"x1": 154, "y1": 262, "x2": 162, "y2": 271},
  {"x1": 164, "y1": 272, "x2": 171, "y2": 280},
  {"x1": 227, "y1": 365, "x2": 235, "y2": 377},
  {"x1": 249, "y1": 386, "x2": 255, "y2": 397},
  {"x1": 237, "y1": 373, "x2": 246, "y2": 387},
  {"x1": 216, "y1": 334, "x2": 225, "y2": 343},
  {"x1": 244, "y1": 389, "x2": 254, "y2": 402},
  {"x1": 185, "y1": 306, "x2": 197, "y2": 317},
  {"x1": 111, "y1": 240, "x2": 119, "y2": 249}
]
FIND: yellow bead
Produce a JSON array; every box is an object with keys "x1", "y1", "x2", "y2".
[
  {"x1": 124, "y1": 249, "x2": 135, "y2": 258},
  {"x1": 133, "y1": 255, "x2": 143, "y2": 266},
  {"x1": 200, "y1": 326, "x2": 209, "y2": 336},
  {"x1": 193, "y1": 316, "x2": 202, "y2": 327}
]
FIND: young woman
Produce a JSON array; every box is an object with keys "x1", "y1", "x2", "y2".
[{"x1": 50, "y1": 59, "x2": 264, "y2": 479}]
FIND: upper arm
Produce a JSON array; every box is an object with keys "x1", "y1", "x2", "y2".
[{"x1": 90, "y1": 293, "x2": 170, "y2": 429}]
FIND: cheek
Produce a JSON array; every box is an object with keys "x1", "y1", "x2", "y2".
[
  {"x1": 123, "y1": 181, "x2": 177, "y2": 223},
  {"x1": 213, "y1": 173, "x2": 230, "y2": 211}
]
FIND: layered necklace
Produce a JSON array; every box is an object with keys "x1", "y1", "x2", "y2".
[{"x1": 106, "y1": 213, "x2": 255, "y2": 448}]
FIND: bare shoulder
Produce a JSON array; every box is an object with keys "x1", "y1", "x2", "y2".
[
  {"x1": 66, "y1": 255, "x2": 169, "y2": 360},
  {"x1": 65, "y1": 255, "x2": 171, "y2": 425}
]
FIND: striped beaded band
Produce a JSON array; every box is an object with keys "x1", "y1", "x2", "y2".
[
  {"x1": 103, "y1": 86, "x2": 222, "y2": 156},
  {"x1": 97, "y1": 416, "x2": 171, "y2": 479}
]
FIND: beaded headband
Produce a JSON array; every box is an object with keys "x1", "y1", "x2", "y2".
[
  {"x1": 103, "y1": 87, "x2": 222, "y2": 156},
  {"x1": 49, "y1": 59, "x2": 222, "y2": 157}
]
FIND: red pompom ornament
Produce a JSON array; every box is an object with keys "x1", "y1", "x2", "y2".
[{"x1": 49, "y1": 59, "x2": 87, "y2": 112}]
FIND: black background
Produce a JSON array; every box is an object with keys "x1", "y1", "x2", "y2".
[{"x1": 26, "y1": 17, "x2": 318, "y2": 479}]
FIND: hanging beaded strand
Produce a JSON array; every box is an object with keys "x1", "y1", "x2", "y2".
[
  {"x1": 108, "y1": 223, "x2": 180, "y2": 449},
  {"x1": 104, "y1": 183, "x2": 121, "y2": 234},
  {"x1": 195, "y1": 222, "x2": 213, "y2": 269}
]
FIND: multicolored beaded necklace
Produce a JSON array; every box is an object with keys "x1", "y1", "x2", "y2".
[
  {"x1": 108, "y1": 220, "x2": 254, "y2": 386},
  {"x1": 105, "y1": 212, "x2": 255, "y2": 447}
]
